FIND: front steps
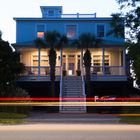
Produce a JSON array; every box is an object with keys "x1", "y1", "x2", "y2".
[{"x1": 60, "y1": 76, "x2": 86, "y2": 113}]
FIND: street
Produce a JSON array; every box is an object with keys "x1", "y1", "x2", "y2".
[{"x1": 0, "y1": 124, "x2": 140, "y2": 140}]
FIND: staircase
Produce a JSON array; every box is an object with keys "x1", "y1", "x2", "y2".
[{"x1": 60, "y1": 76, "x2": 86, "y2": 113}]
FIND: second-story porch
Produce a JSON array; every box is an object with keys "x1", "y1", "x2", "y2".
[{"x1": 18, "y1": 47, "x2": 127, "y2": 82}]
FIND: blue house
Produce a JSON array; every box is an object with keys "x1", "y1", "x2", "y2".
[{"x1": 13, "y1": 6, "x2": 129, "y2": 113}]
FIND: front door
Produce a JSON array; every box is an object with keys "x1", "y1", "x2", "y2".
[
  {"x1": 68, "y1": 63, "x2": 75, "y2": 75},
  {"x1": 68, "y1": 54, "x2": 75, "y2": 75}
]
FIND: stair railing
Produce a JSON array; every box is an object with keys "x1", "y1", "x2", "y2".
[
  {"x1": 59, "y1": 66, "x2": 63, "y2": 111},
  {"x1": 81, "y1": 66, "x2": 87, "y2": 111},
  {"x1": 81, "y1": 66, "x2": 86, "y2": 97}
]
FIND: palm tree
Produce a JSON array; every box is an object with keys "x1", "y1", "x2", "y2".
[
  {"x1": 0, "y1": 30, "x2": 2, "y2": 41},
  {"x1": 76, "y1": 33, "x2": 101, "y2": 97},
  {"x1": 35, "y1": 31, "x2": 68, "y2": 98}
]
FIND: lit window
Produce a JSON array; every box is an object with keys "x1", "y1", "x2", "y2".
[
  {"x1": 97, "y1": 25, "x2": 105, "y2": 38},
  {"x1": 66, "y1": 25, "x2": 77, "y2": 39},
  {"x1": 37, "y1": 32, "x2": 44, "y2": 38},
  {"x1": 36, "y1": 25, "x2": 45, "y2": 38}
]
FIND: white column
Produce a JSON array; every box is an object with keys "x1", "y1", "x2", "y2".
[
  {"x1": 123, "y1": 47, "x2": 126, "y2": 75},
  {"x1": 60, "y1": 48, "x2": 63, "y2": 76},
  {"x1": 38, "y1": 47, "x2": 41, "y2": 79},
  {"x1": 66, "y1": 54, "x2": 68, "y2": 72},
  {"x1": 102, "y1": 47, "x2": 105, "y2": 75},
  {"x1": 81, "y1": 49, "x2": 83, "y2": 75},
  {"x1": 60, "y1": 48, "x2": 63, "y2": 67}
]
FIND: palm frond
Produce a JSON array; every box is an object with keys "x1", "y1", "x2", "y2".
[{"x1": 34, "y1": 38, "x2": 47, "y2": 48}]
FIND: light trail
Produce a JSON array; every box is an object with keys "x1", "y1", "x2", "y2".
[
  {"x1": 0, "y1": 97, "x2": 140, "y2": 101},
  {"x1": 0, "y1": 101, "x2": 140, "y2": 106}
]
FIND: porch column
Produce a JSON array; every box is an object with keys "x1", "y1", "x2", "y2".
[
  {"x1": 123, "y1": 47, "x2": 126, "y2": 75},
  {"x1": 60, "y1": 48, "x2": 63, "y2": 76},
  {"x1": 102, "y1": 47, "x2": 105, "y2": 75},
  {"x1": 81, "y1": 49, "x2": 83, "y2": 75},
  {"x1": 38, "y1": 47, "x2": 41, "y2": 79},
  {"x1": 66, "y1": 55, "x2": 68, "y2": 73}
]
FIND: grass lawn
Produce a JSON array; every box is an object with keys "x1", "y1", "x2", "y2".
[
  {"x1": 120, "y1": 116, "x2": 140, "y2": 124},
  {"x1": 0, "y1": 112, "x2": 27, "y2": 124}
]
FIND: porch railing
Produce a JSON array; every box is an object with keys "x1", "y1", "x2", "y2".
[
  {"x1": 60, "y1": 13, "x2": 96, "y2": 18},
  {"x1": 83, "y1": 66, "x2": 126, "y2": 76},
  {"x1": 22, "y1": 66, "x2": 61, "y2": 76}
]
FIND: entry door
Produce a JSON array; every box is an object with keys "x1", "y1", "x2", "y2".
[{"x1": 68, "y1": 63, "x2": 75, "y2": 75}]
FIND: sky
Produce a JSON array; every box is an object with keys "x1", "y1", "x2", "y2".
[{"x1": 0, "y1": 0, "x2": 120, "y2": 43}]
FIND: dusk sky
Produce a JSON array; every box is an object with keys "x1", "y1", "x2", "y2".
[{"x1": 0, "y1": 0, "x2": 120, "y2": 43}]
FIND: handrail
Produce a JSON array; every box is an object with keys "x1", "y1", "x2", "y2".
[
  {"x1": 45, "y1": 13, "x2": 97, "y2": 18},
  {"x1": 61, "y1": 13, "x2": 96, "y2": 18},
  {"x1": 81, "y1": 65, "x2": 86, "y2": 111},
  {"x1": 81, "y1": 66, "x2": 86, "y2": 97},
  {"x1": 59, "y1": 66, "x2": 63, "y2": 111},
  {"x1": 22, "y1": 66, "x2": 61, "y2": 76}
]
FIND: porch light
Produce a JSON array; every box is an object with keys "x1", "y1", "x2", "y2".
[{"x1": 68, "y1": 70, "x2": 73, "y2": 75}]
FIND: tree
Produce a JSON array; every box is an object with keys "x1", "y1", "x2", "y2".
[
  {"x1": 35, "y1": 31, "x2": 68, "y2": 97},
  {"x1": 0, "y1": 31, "x2": 25, "y2": 96},
  {"x1": 110, "y1": 0, "x2": 140, "y2": 87},
  {"x1": 76, "y1": 33, "x2": 101, "y2": 97}
]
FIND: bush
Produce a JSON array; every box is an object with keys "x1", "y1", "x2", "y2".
[{"x1": 0, "y1": 86, "x2": 31, "y2": 114}]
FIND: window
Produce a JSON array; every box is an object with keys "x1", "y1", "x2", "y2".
[
  {"x1": 33, "y1": 55, "x2": 38, "y2": 66},
  {"x1": 48, "y1": 10, "x2": 54, "y2": 16},
  {"x1": 93, "y1": 55, "x2": 101, "y2": 66},
  {"x1": 41, "y1": 55, "x2": 48, "y2": 66},
  {"x1": 97, "y1": 25, "x2": 105, "y2": 38},
  {"x1": 104, "y1": 55, "x2": 109, "y2": 66},
  {"x1": 36, "y1": 25, "x2": 45, "y2": 38},
  {"x1": 66, "y1": 25, "x2": 77, "y2": 39},
  {"x1": 37, "y1": 32, "x2": 44, "y2": 38},
  {"x1": 93, "y1": 55, "x2": 109, "y2": 66}
]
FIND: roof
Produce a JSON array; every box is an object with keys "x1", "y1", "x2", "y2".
[{"x1": 12, "y1": 40, "x2": 124, "y2": 49}]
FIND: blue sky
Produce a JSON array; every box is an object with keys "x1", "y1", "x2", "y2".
[{"x1": 0, "y1": 0, "x2": 120, "y2": 43}]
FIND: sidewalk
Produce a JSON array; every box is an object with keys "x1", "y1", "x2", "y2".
[{"x1": 26, "y1": 111, "x2": 120, "y2": 124}]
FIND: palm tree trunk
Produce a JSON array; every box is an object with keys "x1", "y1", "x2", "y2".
[
  {"x1": 49, "y1": 48, "x2": 56, "y2": 98},
  {"x1": 83, "y1": 49, "x2": 91, "y2": 97}
]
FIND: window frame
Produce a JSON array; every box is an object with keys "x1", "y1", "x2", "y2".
[
  {"x1": 48, "y1": 10, "x2": 55, "y2": 16},
  {"x1": 35, "y1": 24, "x2": 46, "y2": 39},
  {"x1": 65, "y1": 24, "x2": 78, "y2": 39},
  {"x1": 96, "y1": 24, "x2": 106, "y2": 38}
]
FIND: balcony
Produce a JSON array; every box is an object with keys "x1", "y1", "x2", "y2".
[
  {"x1": 18, "y1": 66, "x2": 127, "y2": 82},
  {"x1": 60, "y1": 13, "x2": 96, "y2": 18}
]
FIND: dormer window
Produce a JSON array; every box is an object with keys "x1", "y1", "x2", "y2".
[
  {"x1": 48, "y1": 10, "x2": 54, "y2": 16},
  {"x1": 40, "y1": 6, "x2": 62, "y2": 18},
  {"x1": 36, "y1": 24, "x2": 45, "y2": 38}
]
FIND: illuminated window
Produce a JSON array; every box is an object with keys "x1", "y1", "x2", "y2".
[
  {"x1": 36, "y1": 25, "x2": 45, "y2": 38},
  {"x1": 37, "y1": 32, "x2": 44, "y2": 38},
  {"x1": 66, "y1": 25, "x2": 77, "y2": 39},
  {"x1": 97, "y1": 25, "x2": 105, "y2": 38}
]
